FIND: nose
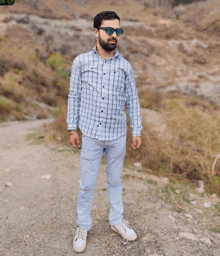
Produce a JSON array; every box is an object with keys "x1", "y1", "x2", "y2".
[{"x1": 109, "y1": 29, "x2": 117, "y2": 37}]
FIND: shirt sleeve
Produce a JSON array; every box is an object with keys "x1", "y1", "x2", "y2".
[
  {"x1": 125, "y1": 64, "x2": 143, "y2": 136},
  {"x1": 67, "y1": 57, "x2": 82, "y2": 130}
]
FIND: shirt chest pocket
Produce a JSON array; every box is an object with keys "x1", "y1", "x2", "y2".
[
  {"x1": 108, "y1": 68, "x2": 126, "y2": 94},
  {"x1": 81, "y1": 67, "x2": 98, "y2": 84}
]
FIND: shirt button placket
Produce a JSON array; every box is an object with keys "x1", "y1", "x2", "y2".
[{"x1": 99, "y1": 59, "x2": 107, "y2": 135}]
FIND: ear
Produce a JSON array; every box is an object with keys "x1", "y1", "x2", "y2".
[{"x1": 94, "y1": 28, "x2": 99, "y2": 38}]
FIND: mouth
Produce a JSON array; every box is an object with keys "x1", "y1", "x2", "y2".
[{"x1": 108, "y1": 40, "x2": 117, "y2": 44}]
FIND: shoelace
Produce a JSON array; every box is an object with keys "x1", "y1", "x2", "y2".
[
  {"x1": 76, "y1": 227, "x2": 85, "y2": 240},
  {"x1": 121, "y1": 220, "x2": 132, "y2": 230}
]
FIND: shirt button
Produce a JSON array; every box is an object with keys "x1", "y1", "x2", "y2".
[
  {"x1": 102, "y1": 97, "x2": 104, "y2": 100},
  {"x1": 103, "y1": 73, "x2": 106, "y2": 75},
  {"x1": 100, "y1": 123, "x2": 102, "y2": 125},
  {"x1": 101, "y1": 110, "x2": 103, "y2": 112}
]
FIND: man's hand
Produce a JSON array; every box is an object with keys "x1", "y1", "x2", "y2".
[
  {"x1": 69, "y1": 132, "x2": 81, "y2": 149},
  {"x1": 132, "y1": 136, "x2": 142, "y2": 149}
]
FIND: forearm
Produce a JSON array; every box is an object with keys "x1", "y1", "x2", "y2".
[
  {"x1": 67, "y1": 91, "x2": 80, "y2": 130},
  {"x1": 125, "y1": 64, "x2": 143, "y2": 136},
  {"x1": 127, "y1": 104, "x2": 143, "y2": 136},
  {"x1": 67, "y1": 57, "x2": 82, "y2": 130}
]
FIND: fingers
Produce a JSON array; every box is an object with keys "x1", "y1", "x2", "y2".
[
  {"x1": 73, "y1": 139, "x2": 81, "y2": 149},
  {"x1": 75, "y1": 137, "x2": 81, "y2": 149},
  {"x1": 70, "y1": 133, "x2": 81, "y2": 149},
  {"x1": 132, "y1": 140, "x2": 137, "y2": 149},
  {"x1": 132, "y1": 136, "x2": 142, "y2": 149}
]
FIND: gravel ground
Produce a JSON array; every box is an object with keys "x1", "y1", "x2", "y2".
[{"x1": 0, "y1": 119, "x2": 220, "y2": 256}]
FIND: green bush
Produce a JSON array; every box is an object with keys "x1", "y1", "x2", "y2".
[
  {"x1": 46, "y1": 53, "x2": 69, "y2": 78},
  {"x1": 0, "y1": 97, "x2": 14, "y2": 114}
]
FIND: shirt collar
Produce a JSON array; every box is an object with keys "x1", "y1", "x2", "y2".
[{"x1": 92, "y1": 46, "x2": 119, "y2": 59}]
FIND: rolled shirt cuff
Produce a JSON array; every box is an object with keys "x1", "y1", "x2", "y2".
[
  {"x1": 132, "y1": 130, "x2": 142, "y2": 137},
  {"x1": 67, "y1": 125, "x2": 78, "y2": 131}
]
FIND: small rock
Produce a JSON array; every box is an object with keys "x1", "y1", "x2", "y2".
[
  {"x1": 168, "y1": 215, "x2": 175, "y2": 221},
  {"x1": 195, "y1": 208, "x2": 204, "y2": 214},
  {"x1": 5, "y1": 182, "x2": 12, "y2": 187},
  {"x1": 5, "y1": 169, "x2": 11, "y2": 172},
  {"x1": 185, "y1": 214, "x2": 193, "y2": 219},
  {"x1": 204, "y1": 202, "x2": 211, "y2": 208},
  {"x1": 200, "y1": 238, "x2": 212, "y2": 245},
  {"x1": 41, "y1": 175, "x2": 52, "y2": 180},
  {"x1": 133, "y1": 163, "x2": 142, "y2": 169},
  {"x1": 211, "y1": 193, "x2": 217, "y2": 199},
  {"x1": 191, "y1": 201, "x2": 197, "y2": 205},
  {"x1": 157, "y1": 19, "x2": 172, "y2": 26},
  {"x1": 196, "y1": 180, "x2": 205, "y2": 191},
  {"x1": 196, "y1": 187, "x2": 205, "y2": 193},
  {"x1": 176, "y1": 189, "x2": 180, "y2": 194},
  {"x1": 173, "y1": 5, "x2": 186, "y2": 16},
  {"x1": 179, "y1": 232, "x2": 198, "y2": 241}
]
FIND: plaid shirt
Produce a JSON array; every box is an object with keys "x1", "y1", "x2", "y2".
[{"x1": 67, "y1": 46, "x2": 143, "y2": 141}]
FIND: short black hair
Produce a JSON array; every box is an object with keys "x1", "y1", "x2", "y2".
[{"x1": 94, "y1": 11, "x2": 120, "y2": 29}]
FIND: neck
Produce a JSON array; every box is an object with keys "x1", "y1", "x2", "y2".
[{"x1": 96, "y1": 44, "x2": 115, "y2": 59}]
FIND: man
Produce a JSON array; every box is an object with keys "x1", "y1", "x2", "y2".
[{"x1": 67, "y1": 11, "x2": 143, "y2": 253}]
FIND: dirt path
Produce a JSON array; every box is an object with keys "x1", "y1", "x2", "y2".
[{"x1": 0, "y1": 119, "x2": 220, "y2": 256}]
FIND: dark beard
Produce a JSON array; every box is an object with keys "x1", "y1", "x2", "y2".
[{"x1": 98, "y1": 36, "x2": 117, "y2": 52}]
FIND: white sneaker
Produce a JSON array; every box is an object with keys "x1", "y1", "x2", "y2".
[
  {"x1": 73, "y1": 226, "x2": 87, "y2": 253},
  {"x1": 111, "y1": 220, "x2": 137, "y2": 241}
]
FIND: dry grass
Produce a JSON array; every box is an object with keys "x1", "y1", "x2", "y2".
[
  {"x1": 139, "y1": 87, "x2": 164, "y2": 111},
  {"x1": 0, "y1": 39, "x2": 70, "y2": 121}
]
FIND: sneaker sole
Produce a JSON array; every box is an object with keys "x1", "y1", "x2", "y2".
[
  {"x1": 111, "y1": 225, "x2": 137, "y2": 241},
  {"x1": 73, "y1": 238, "x2": 87, "y2": 253}
]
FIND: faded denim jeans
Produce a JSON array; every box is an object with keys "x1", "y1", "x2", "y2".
[{"x1": 77, "y1": 134, "x2": 127, "y2": 231}]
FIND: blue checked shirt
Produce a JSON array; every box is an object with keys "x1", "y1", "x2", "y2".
[{"x1": 67, "y1": 46, "x2": 143, "y2": 141}]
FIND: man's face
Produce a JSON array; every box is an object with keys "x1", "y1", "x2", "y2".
[{"x1": 95, "y1": 19, "x2": 120, "y2": 52}]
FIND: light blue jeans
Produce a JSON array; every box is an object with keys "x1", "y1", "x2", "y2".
[{"x1": 77, "y1": 134, "x2": 127, "y2": 231}]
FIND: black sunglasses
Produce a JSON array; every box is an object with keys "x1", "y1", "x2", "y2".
[{"x1": 98, "y1": 27, "x2": 123, "y2": 36}]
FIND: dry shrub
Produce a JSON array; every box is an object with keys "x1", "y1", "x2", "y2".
[
  {"x1": 165, "y1": 97, "x2": 220, "y2": 157},
  {"x1": 125, "y1": 94, "x2": 220, "y2": 195},
  {"x1": 125, "y1": 116, "x2": 170, "y2": 173},
  {"x1": 36, "y1": 109, "x2": 52, "y2": 119},
  {"x1": 200, "y1": 16, "x2": 220, "y2": 36},
  {"x1": 163, "y1": 96, "x2": 220, "y2": 194},
  {"x1": 49, "y1": 102, "x2": 72, "y2": 144},
  {"x1": 0, "y1": 96, "x2": 14, "y2": 116},
  {"x1": 0, "y1": 73, "x2": 28, "y2": 103},
  {"x1": 0, "y1": 52, "x2": 27, "y2": 76}
]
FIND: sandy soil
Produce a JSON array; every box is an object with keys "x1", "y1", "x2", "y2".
[{"x1": 0, "y1": 119, "x2": 220, "y2": 256}]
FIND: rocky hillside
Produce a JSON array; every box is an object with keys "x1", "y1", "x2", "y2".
[{"x1": 1, "y1": 0, "x2": 220, "y2": 105}]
